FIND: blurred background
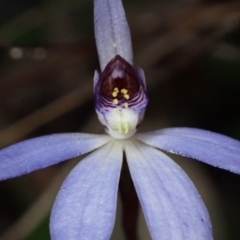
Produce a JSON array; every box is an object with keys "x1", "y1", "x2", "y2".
[{"x1": 0, "y1": 0, "x2": 240, "y2": 239}]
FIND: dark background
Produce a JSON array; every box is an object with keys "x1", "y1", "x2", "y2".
[{"x1": 0, "y1": 0, "x2": 240, "y2": 239}]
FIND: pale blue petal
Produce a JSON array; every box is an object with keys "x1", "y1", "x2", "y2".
[
  {"x1": 50, "y1": 140, "x2": 123, "y2": 240},
  {"x1": 137, "y1": 127, "x2": 240, "y2": 174},
  {"x1": 0, "y1": 133, "x2": 110, "y2": 180},
  {"x1": 125, "y1": 140, "x2": 213, "y2": 240},
  {"x1": 94, "y1": 0, "x2": 133, "y2": 70}
]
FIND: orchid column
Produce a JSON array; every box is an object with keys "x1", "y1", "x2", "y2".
[{"x1": 94, "y1": 0, "x2": 147, "y2": 237}]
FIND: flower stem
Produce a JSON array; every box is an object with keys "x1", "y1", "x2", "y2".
[{"x1": 119, "y1": 156, "x2": 139, "y2": 240}]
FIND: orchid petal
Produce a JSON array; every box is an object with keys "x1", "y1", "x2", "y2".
[
  {"x1": 50, "y1": 140, "x2": 122, "y2": 240},
  {"x1": 94, "y1": 0, "x2": 133, "y2": 70},
  {"x1": 125, "y1": 140, "x2": 212, "y2": 240},
  {"x1": 0, "y1": 133, "x2": 110, "y2": 180},
  {"x1": 137, "y1": 127, "x2": 240, "y2": 174}
]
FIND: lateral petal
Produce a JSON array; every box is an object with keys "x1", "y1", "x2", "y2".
[
  {"x1": 125, "y1": 140, "x2": 212, "y2": 240},
  {"x1": 137, "y1": 127, "x2": 240, "y2": 174},
  {"x1": 0, "y1": 133, "x2": 110, "y2": 180},
  {"x1": 94, "y1": 0, "x2": 133, "y2": 70},
  {"x1": 50, "y1": 140, "x2": 123, "y2": 240}
]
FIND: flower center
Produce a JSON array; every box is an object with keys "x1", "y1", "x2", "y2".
[{"x1": 95, "y1": 55, "x2": 148, "y2": 139}]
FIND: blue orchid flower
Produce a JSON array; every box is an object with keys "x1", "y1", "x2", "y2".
[{"x1": 1, "y1": 0, "x2": 240, "y2": 239}]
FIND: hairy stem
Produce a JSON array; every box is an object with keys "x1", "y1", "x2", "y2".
[{"x1": 119, "y1": 155, "x2": 139, "y2": 240}]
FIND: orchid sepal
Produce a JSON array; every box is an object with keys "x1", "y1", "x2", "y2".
[
  {"x1": 137, "y1": 127, "x2": 240, "y2": 174},
  {"x1": 50, "y1": 140, "x2": 123, "y2": 240},
  {"x1": 94, "y1": 0, "x2": 133, "y2": 70},
  {"x1": 0, "y1": 133, "x2": 110, "y2": 180},
  {"x1": 125, "y1": 140, "x2": 213, "y2": 240}
]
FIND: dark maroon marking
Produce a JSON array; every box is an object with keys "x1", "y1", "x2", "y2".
[{"x1": 100, "y1": 55, "x2": 140, "y2": 99}]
